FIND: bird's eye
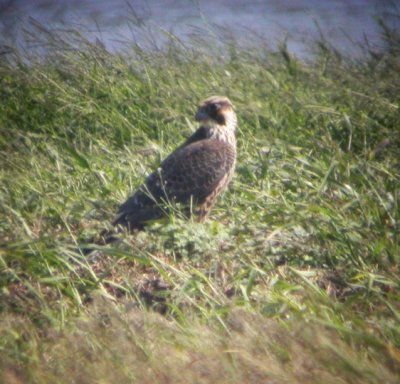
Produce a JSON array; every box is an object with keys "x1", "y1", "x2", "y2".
[{"x1": 209, "y1": 103, "x2": 219, "y2": 113}]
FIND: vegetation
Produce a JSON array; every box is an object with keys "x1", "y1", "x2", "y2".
[{"x1": 0, "y1": 17, "x2": 399, "y2": 383}]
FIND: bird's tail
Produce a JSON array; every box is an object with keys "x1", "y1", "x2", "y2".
[{"x1": 112, "y1": 206, "x2": 166, "y2": 230}]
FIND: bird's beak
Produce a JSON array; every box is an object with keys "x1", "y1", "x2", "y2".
[{"x1": 195, "y1": 107, "x2": 208, "y2": 122}]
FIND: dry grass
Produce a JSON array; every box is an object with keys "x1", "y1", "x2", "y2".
[{"x1": 1, "y1": 297, "x2": 398, "y2": 384}]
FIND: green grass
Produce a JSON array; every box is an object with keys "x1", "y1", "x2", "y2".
[{"x1": 0, "y1": 19, "x2": 399, "y2": 383}]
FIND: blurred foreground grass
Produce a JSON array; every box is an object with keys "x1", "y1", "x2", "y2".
[{"x1": 0, "y1": 19, "x2": 399, "y2": 383}]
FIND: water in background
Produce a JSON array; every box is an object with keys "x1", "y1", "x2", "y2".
[{"x1": 0, "y1": 0, "x2": 399, "y2": 58}]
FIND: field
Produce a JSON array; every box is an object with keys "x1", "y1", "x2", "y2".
[{"x1": 0, "y1": 19, "x2": 399, "y2": 383}]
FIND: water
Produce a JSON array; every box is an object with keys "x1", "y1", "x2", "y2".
[{"x1": 0, "y1": 0, "x2": 398, "y2": 58}]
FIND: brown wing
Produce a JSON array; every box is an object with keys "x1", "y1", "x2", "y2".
[{"x1": 113, "y1": 139, "x2": 235, "y2": 229}]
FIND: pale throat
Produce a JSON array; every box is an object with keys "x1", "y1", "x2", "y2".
[{"x1": 202, "y1": 114, "x2": 237, "y2": 148}]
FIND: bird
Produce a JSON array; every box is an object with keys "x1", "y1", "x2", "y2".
[{"x1": 112, "y1": 95, "x2": 237, "y2": 230}]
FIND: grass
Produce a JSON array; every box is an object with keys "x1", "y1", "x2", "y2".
[{"x1": 0, "y1": 17, "x2": 399, "y2": 383}]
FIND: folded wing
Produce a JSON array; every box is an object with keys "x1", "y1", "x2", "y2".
[{"x1": 113, "y1": 139, "x2": 236, "y2": 229}]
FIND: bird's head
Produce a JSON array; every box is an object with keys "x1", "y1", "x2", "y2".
[{"x1": 195, "y1": 96, "x2": 237, "y2": 133}]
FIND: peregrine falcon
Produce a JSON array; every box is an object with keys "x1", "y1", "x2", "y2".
[{"x1": 113, "y1": 96, "x2": 237, "y2": 230}]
